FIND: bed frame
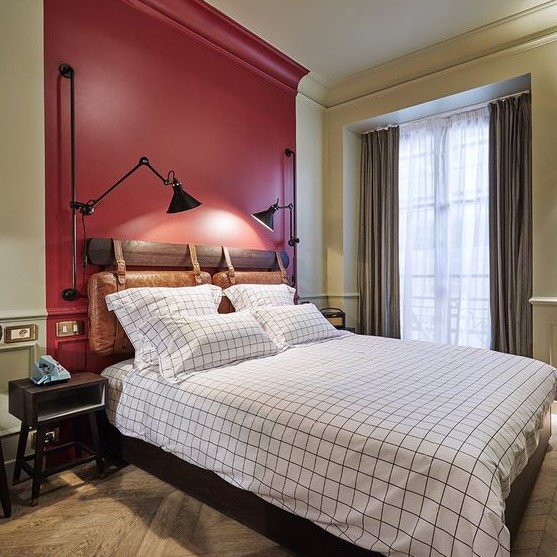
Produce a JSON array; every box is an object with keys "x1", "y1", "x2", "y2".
[
  {"x1": 100, "y1": 412, "x2": 549, "y2": 557},
  {"x1": 89, "y1": 238, "x2": 552, "y2": 556}
]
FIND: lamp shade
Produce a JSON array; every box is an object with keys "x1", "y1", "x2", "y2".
[
  {"x1": 252, "y1": 203, "x2": 278, "y2": 231},
  {"x1": 167, "y1": 182, "x2": 202, "y2": 213}
]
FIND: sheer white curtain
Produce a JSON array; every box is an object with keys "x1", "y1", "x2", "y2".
[{"x1": 399, "y1": 106, "x2": 490, "y2": 348}]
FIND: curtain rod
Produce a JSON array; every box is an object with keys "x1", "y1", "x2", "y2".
[
  {"x1": 366, "y1": 90, "x2": 530, "y2": 133},
  {"x1": 411, "y1": 90, "x2": 530, "y2": 123}
]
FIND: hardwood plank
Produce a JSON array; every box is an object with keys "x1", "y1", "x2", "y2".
[{"x1": 0, "y1": 464, "x2": 291, "y2": 557}]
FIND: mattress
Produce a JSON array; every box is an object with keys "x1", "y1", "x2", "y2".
[
  {"x1": 101, "y1": 358, "x2": 134, "y2": 425},
  {"x1": 103, "y1": 334, "x2": 556, "y2": 557}
]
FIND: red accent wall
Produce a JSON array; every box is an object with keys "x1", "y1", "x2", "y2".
[{"x1": 44, "y1": 0, "x2": 307, "y2": 371}]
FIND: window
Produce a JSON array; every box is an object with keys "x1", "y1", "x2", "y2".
[{"x1": 398, "y1": 106, "x2": 490, "y2": 348}]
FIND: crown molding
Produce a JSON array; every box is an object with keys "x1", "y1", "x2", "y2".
[
  {"x1": 119, "y1": 0, "x2": 308, "y2": 93},
  {"x1": 297, "y1": 74, "x2": 329, "y2": 108},
  {"x1": 324, "y1": 1, "x2": 557, "y2": 107}
]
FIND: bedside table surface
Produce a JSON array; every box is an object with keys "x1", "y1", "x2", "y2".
[
  {"x1": 9, "y1": 372, "x2": 106, "y2": 393},
  {"x1": 9, "y1": 372, "x2": 107, "y2": 426}
]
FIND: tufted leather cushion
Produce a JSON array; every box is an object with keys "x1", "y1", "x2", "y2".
[
  {"x1": 211, "y1": 271, "x2": 288, "y2": 313},
  {"x1": 88, "y1": 270, "x2": 211, "y2": 355}
]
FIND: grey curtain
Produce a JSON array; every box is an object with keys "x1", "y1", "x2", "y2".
[
  {"x1": 358, "y1": 127, "x2": 401, "y2": 337},
  {"x1": 489, "y1": 93, "x2": 532, "y2": 356}
]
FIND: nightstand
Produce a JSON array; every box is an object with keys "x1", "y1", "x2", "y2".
[{"x1": 9, "y1": 373, "x2": 107, "y2": 506}]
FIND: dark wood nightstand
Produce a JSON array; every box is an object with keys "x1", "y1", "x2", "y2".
[{"x1": 9, "y1": 372, "x2": 107, "y2": 506}]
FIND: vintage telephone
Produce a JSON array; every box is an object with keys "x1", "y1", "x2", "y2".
[{"x1": 31, "y1": 355, "x2": 71, "y2": 385}]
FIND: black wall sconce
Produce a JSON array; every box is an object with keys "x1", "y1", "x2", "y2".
[
  {"x1": 251, "y1": 200, "x2": 299, "y2": 247},
  {"x1": 252, "y1": 148, "x2": 298, "y2": 283},
  {"x1": 59, "y1": 63, "x2": 201, "y2": 301},
  {"x1": 70, "y1": 156, "x2": 200, "y2": 217}
]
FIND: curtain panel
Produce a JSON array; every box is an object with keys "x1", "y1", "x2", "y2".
[
  {"x1": 358, "y1": 127, "x2": 401, "y2": 337},
  {"x1": 489, "y1": 93, "x2": 532, "y2": 357},
  {"x1": 398, "y1": 107, "x2": 490, "y2": 348}
]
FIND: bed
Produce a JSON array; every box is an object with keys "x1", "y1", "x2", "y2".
[{"x1": 87, "y1": 239, "x2": 556, "y2": 557}]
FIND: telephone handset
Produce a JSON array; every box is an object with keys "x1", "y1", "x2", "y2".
[{"x1": 31, "y1": 355, "x2": 71, "y2": 385}]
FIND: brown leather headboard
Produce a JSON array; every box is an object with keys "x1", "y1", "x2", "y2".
[
  {"x1": 88, "y1": 270, "x2": 211, "y2": 356},
  {"x1": 86, "y1": 239, "x2": 291, "y2": 357}
]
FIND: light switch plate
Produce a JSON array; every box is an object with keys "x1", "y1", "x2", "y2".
[{"x1": 56, "y1": 320, "x2": 84, "y2": 337}]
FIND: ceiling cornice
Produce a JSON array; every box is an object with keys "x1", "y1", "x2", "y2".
[
  {"x1": 120, "y1": 0, "x2": 308, "y2": 93},
  {"x1": 299, "y1": 0, "x2": 557, "y2": 108}
]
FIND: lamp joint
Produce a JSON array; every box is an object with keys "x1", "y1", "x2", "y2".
[
  {"x1": 59, "y1": 64, "x2": 74, "y2": 79},
  {"x1": 70, "y1": 201, "x2": 94, "y2": 215},
  {"x1": 61, "y1": 288, "x2": 79, "y2": 301}
]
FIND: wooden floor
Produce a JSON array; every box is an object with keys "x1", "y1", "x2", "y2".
[{"x1": 1, "y1": 420, "x2": 557, "y2": 557}]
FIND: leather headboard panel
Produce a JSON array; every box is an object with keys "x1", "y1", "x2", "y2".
[
  {"x1": 88, "y1": 270, "x2": 211, "y2": 356},
  {"x1": 212, "y1": 271, "x2": 287, "y2": 313}
]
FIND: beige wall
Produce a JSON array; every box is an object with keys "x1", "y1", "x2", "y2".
[
  {"x1": 321, "y1": 34, "x2": 557, "y2": 362},
  {"x1": 295, "y1": 92, "x2": 327, "y2": 308},
  {"x1": 0, "y1": 0, "x2": 45, "y2": 449},
  {"x1": 0, "y1": 0, "x2": 45, "y2": 316}
]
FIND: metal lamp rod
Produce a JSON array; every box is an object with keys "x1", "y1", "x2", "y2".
[
  {"x1": 71, "y1": 157, "x2": 172, "y2": 215},
  {"x1": 59, "y1": 63, "x2": 79, "y2": 301},
  {"x1": 285, "y1": 148, "x2": 298, "y2": 285}
]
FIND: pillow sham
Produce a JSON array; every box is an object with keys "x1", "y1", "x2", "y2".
[
  {"x1": 105, "y1": 284, "x2": 223, "y2": 350},
  {"x1": 138, "y1": 312, "x2": 279, "y2": 381},
  {"x1": 224, "y1": 283, "x2": 295, "y2": 311},
  {"x1": 250, "y1": 303, "x2": 343, "y2": 348}
]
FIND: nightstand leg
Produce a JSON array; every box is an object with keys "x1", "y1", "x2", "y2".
[
  {"x1": 13, "y1": 422, "x2": 29, "y2": 483},
  {"x1": 72, "y1": 418, "x2": 83, "y2": 458},
  {"x1": 0, "y1": 438, "x2": 12, "y2": 517},
  {"x1": 31, "y1": 426, "x2": 46, "y2": 506},
  {"x1": 89, "y1": 411, "x2": 104, "y2": 475}
]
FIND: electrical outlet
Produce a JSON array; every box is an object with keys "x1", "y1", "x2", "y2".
[
  {"x1": 56, "y1": 320, "x2": 84, "y2": 337},
  {"x1": 4, "y1": 324, "x2": 37, "y2": 343},
  {"x1": 31, "y1": 427, "x2": 60, "y2": 449}
]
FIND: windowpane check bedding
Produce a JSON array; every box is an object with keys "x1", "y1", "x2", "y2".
[{"x1": 104, "y1": 334, "x2": 556, "y2": 557}]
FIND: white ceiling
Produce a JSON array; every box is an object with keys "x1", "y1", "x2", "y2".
[{"x1": 204, "y1": 0, "x2": 549, "y2": 87}]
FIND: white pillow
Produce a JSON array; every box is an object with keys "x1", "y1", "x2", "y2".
[
  {"x1": 138, "y1": 312, "x2": 279, "y2": 381},
  {"x1": 224, "y1": 283, "x2": 295, "y2": 311},
  {"x1": 250, "y1": 303, "x2": 342, "y2": 348},
  {"x1": 105, "y1": 284, "x2": 223, "y2": 350}
]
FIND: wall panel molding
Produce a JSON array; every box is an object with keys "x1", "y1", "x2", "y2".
[
  {"x1": 0, "y1": 309, "x2": 47, "y2": 321},
  {"x1": 549, "y1": 322, "x2": 557, "y2": 367},
  {"x1": 297, "y1": 292, "x2": 359, "y2": 300},
  {"x1": 0, "y1": 343, "x2": 38, "y2": 435}
]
